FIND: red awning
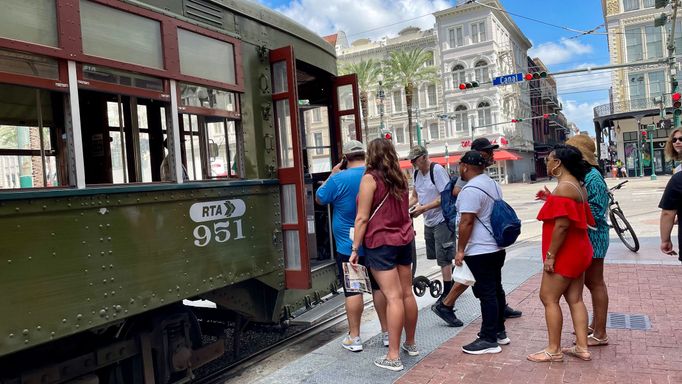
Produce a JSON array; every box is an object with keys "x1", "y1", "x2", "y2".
[{"x1": 399, "y1": 150, "x2": 520, "y2": 169}]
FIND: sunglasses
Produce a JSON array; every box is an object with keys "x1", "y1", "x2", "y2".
[
  {"x1": 672, "y1": 137, "x2": 682, "y2": 143},
  {"x1": 410, "y1": 155, "x2": 423, "y2": 164}
]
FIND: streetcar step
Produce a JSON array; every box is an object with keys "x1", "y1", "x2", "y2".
[{"x1": 289, "y1": 294, "x2": 346, "y2": 326}]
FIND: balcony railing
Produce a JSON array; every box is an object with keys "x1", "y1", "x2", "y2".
[{"x1": 593, "y1": 95, "x2": 672, "y2": 118}]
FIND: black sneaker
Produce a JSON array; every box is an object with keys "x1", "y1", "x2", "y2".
[
  {"x1": 504, "y1": 305, "x2": 522, "y2": 319},
  {"x1": 477, "y1": 331, "x2": 511, "y2": 345},
  {"x1": 462, "y1": 338, "x2": 502, "y2": 355},
  {"x1": 431, "y1": 302, "x2": 464, "y2": 327}
]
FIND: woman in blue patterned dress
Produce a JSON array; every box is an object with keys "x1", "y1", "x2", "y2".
[{"x1": 565, "y1": 135, "x2": 610, "y2": 346}]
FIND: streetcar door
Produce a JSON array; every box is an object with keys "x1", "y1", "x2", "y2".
[
  {"x1": 270, "y1": 46, "x2": 311, "y2": 289},
  {"x1": 332, "y1": 74, "x2": 362, "y2": 154}
]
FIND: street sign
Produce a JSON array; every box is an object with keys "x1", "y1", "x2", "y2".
[{"x1": 492, "y1": 73, "x2": 523, "y2": 86}]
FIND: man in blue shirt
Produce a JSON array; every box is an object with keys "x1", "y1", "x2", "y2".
[{"x1": 316, "y1": 140, "x2": 387, "y2": 352}]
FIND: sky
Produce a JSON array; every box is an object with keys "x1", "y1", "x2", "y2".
[{"x1": 254, "y1": 0, "x2": 611, "y2": 135}]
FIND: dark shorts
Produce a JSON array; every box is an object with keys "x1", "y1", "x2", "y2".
[
  {"x1": 336, "y1": 252, "x2": 380, "y2": 297},
  {"x1": 364, "y1": 241, "x2": 414, "y2": 271},
  {"x1": 425, "y1": 221, "x2": 455, "y2": 267}
]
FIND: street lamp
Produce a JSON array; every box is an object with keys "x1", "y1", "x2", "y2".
[{"x1": 377, "y1": 73, "x2": 385, "y2": 134}]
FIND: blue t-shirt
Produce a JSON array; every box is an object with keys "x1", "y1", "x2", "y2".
[{"x1": 315, "y1": 166, "x2": 365, "y2": 256}]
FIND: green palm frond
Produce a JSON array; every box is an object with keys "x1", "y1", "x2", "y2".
[{"x1": 339, "y1": 59, "x2": 382, "y2": 91}]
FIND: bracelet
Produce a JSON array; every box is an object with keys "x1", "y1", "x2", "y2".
[
  {"x1": 351, "y1": 247, "x2": 358, "y2": 252},
  {"x1": 545, "y1": 251, "x2": 554, "y2": 259}
]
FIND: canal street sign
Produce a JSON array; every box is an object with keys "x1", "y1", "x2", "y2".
[{"x1": 492, "y1": 73, "x2": 523, "y2": 86}]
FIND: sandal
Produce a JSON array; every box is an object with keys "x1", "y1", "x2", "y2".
[
  {"x1": 587, "y1": 334, "x2": 609, "y2": 346},
  {"x1": 571, "y1": 326, "x2": 593, "y2": 335},
  {"x1": 527, "y1": 349, "x2": 564, "y2": 362},
  {"x1": 562, "y1": 346, "x2": 592, "y2": 361}
]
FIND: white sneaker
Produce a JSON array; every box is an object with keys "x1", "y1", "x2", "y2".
[
  {"x1": 382, "y1": 331, "x2": 389, "y2": 347},
  {"x1": 341, "y1": 334, "x2": 363, "y2": 352}
]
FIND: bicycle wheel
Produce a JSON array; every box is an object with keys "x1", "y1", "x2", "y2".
[{"x1": 609, "y1": 209, "x2": 640, "y2": 252}]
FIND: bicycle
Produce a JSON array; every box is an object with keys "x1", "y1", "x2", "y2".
[{"x1": 607, "y1": 180, "x2": 640, "y2": 252}]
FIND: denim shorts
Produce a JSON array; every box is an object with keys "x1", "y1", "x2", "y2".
[
  {"x1": 336, "y1": 252, "x2": 380, "y2": 297},
  {"x1": 364, "y1": 240, "x2": 415, "y2": 271}
]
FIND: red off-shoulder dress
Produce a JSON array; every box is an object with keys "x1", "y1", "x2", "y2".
[{"x1": 537, "y1": 195, "x2": 596, "y2": 278}]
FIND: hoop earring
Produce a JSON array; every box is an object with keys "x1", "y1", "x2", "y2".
[{"x1": 551, "y1": 166, "x2": 563, "y2": 178}]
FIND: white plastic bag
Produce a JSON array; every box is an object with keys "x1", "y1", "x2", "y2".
[{"x1": 452, "y1": 261, "x2": 476, "y2": 286}]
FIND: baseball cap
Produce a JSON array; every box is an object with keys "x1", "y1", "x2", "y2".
[
  {"x1": 460, "y1": 151, "x2": 487, "y2": 166},
  {"x1": 407, "y1": 145, "x2": 428, "y2": 160},
  {"x1": 471, "y1": 137, "x2": 499, "y2": 152},
  {"x1": 342, "y1": 140, "x2": 365, "y2": 154}
]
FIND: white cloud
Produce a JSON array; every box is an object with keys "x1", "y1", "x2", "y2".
[
  {"x1": 529, "y1": 38, "x2": 594, "y2": 66},
  {"x1": 555, "y1": 63, "x2": 612, "y2": 94},
  {"x1": 270, "y1": 0, "x2": 451, "y2": 41},
  {"x1": 560, "y1": 98, "x2": 609, "y2": 134}
]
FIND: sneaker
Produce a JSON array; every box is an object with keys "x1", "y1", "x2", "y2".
[
  {"x1": 341, "y1": 334, "x2": 363, "y2": 352},
  {"x1": 431, "y1": 302, "x2": 464, "y2": 327},
  {"x1": 477, "y1": 331, "x2": 511, "y2": 345},
  {"x1": 401, "y1": 342, "x2": 420, "y2": 356},
  {"x1": 382, "y1": 331, "x2": 389, "y2": 347},
  {"x1": 462, "y1": 338, "x2": 502, "y2": 355},
  {"x1": 496, "y1": 331, "x2": 511, "y2": 345},
  {"x1": 504, "y1": 305, "x2": 522, "y2": 319},
  {"x1": 374, "y1": 355, "x2": 404, "y2": 371}
]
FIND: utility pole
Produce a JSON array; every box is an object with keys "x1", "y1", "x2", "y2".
[
  {"x1": 668, "y1": 0, "x2": 680, "y2": 127},
  {"x1": 415, "y1": 107, "x2": 422, "y2": 145}
]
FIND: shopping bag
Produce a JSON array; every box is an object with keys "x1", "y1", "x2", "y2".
[{"x1": 452, "y1": 261, "x2": 476, "y2": 286}]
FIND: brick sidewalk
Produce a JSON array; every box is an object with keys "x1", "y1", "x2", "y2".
[{"x1": 398, "y1": 264, "x2": 682, "y2": 384}]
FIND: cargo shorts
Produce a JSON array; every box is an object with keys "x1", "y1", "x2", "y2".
[{"x1": 424, "y1": 221, "x2": 455, "y2": 267}]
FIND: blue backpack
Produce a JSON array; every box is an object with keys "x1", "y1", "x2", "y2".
[
  {"x1": 440, "y1": 177, "x2": 459, "y2": 233},
  {"x1": 464, "y1": 185, "x2": 521, "y2": 247}
]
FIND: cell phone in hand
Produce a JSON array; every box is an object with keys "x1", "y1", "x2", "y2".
[{"x1": 340, "y1": 156, "x2": 348, "y2": 170}]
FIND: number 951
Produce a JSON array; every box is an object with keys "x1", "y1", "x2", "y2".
[{"x1": 193, "y1": 219, "x2": 245, "y2": 247}]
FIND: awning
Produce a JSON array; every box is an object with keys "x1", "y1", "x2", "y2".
[
  {"x1": 399, "y1": 155, "x2": 462, "y2": 169},
  {"x1": 492, "y1": 150, "x2": 522, "y2": 161}
]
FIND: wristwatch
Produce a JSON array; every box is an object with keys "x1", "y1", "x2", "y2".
[{"x1": 545, "y1": 251, "x2": 553, "y2": 259}]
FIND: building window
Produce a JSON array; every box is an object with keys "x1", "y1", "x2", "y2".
[
  {"x1": 644, "y1": 0, "x2": 655, "y2": 8},
  {"x1": 623, "y1": 0, "x2": 639, "y2": 11},
  {"x1": 471, "y1": 21, "x2": 486, "y2": 44},
  {"x1": 393, "y1": 90, "x2": 403, "y2": 112},
  {"x1": 625, "y1": 26, "x2": 643, "y2": 62},
  {"x1": 427, "y1": 84, "x2": 437, "y2": 107},
  {"x1": 448, "y1": 26, "x2": 464, "y2": 48},
  {"x1": 474, "y1": 60, "x2": 489, "y2": 83},
  {"x1": 425, "y1": 51, "x2": 434, "y2": 67},
  {"x1": 648, "y1": 70, "x2": 665, "y2": 96},
  {"x1": 645, "y1": 25, "x2": 663, "y2": 59},
  {"x1": 314, "y1": 132, "x2": 323, "y2": 154},
  {"x1": 452, "y1": 64, "x2": 466, "y2": 87},
  {"x1": 394, "y1": 125, "x2": 405, "y2": 144},
  {"x1": 429, "y1": 123, "x2": 439, "y2": 140},
  {"x1": 454, "y1": 105, "x2": 468, "y2": 134},
  {"x1": 477, "y1": 102, "x2": 492, "y2": 127},
  {"x1": 312, "y1": 107, "x2": 322, "y2": 123}
]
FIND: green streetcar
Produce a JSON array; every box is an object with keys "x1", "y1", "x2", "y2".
[{"x1": 0, "y1": 1, "x2": 361, "y2": 382}]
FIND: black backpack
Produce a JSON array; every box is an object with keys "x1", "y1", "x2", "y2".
[{"x1": 413, "y1": 162, "x2": 436, "y2": 185}]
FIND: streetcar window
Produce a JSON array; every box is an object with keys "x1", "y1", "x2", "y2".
[
  {"x1": 177, "y1": 29, "x2": 236, "y2": 84},
  {"x1": 179, "y1": 83, "x2": 237, "y2": 111},
  {"x1": 0, "y1": 49, "x2": 59, "y2": 80},
  {"x1": 80, "y1": 0, "x2": 163, "y2": 69},
  {"x1": 180, "y1": 114, "x2": 241, "y2": 180},
  {"x1": 83, "y1": 65, "x2": 164, "y2": 92},
  {"x1": 0, "y1": 84, "x2": 65, "y2": 189},
  {"x1": 303, "y1": 107, "x2": 332, "y2": 173},
  {"x1": 0, "y1": 0, "x2": 58, "y2": 47}
]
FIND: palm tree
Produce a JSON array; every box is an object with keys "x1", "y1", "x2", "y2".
[
  {"x1": 382, "y1": 48, "x2": 438, "y2": 147},
  {"x1": 339, "y1": 59, "x2": 381, "y2": 144}
]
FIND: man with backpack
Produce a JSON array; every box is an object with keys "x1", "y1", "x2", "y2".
[
  {"x1": 431, "y1": 138, "x2": 522, "y2": 328},
  {"x1": 454, "y1": 151, "x2": 515, "y2": 354},
  {"x1": 408, "y1": 145, "x2": 458, "y2": 321}
]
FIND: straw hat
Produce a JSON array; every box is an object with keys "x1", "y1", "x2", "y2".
[{"x1": 565, "y1": 135, "x2": 597, "y2": 166}]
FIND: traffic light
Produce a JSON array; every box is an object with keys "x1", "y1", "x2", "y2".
[
  {"x1": 380, "y1": 128, "x2": 392, "y2": 140},
  {"x1": 458, "y1": 81, "x2": 479, "y2": 90},
  {"x1": 673, "y1": 92, "x2": 681, "y2": 117},
  {"x1": 641, "y1": 130, "x2": 648, "y2": 138},
  {"x1": 542, "y1": 113, "x2": 557, "y2": 119},
  {"x1": 511, "y1": 118, "x2": 523, "y2": 123},
  {"x1": 524, "y1": 71, "x2": 547, "y2": 81}
]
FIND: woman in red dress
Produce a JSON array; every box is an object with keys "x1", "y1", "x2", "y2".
[{"x1": 528, "y1": 145, "x2": 596, "y2": 363}]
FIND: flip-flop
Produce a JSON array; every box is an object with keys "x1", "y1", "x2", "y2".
[
  {"x1": 587, "y1": 334, "x2": 609, "y2": 346},
  {"x1": 562, "y1": 346, "x2": 592, "y2": 361},
  {"x1": 527, "y1": 350, "x2": 564, "y2": 362}
]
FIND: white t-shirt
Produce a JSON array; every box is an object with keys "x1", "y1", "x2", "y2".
[
  {"x1": 414, "y1": 163, "x2": 451, "y2": 227},
  {"x1": 455, "y1": 173, "x2": 503, "y2": 256}
]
